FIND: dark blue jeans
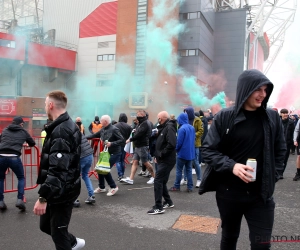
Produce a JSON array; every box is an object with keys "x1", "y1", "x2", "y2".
[
  {"x1": 216, "y1": 185, "x2": 275, "y2": 250},
  {"x1": 0, "y1": 156, "x2": 25, "y2": 201},
  {"x1": 98, "y1": 153, "x2": 121, "y2": 189},
  {"x1": 154, "y1": 162, "x2": 174, "y2": 209},
  {"x1": 115, "y1": 150, "x2": 126, "y2": 177}
]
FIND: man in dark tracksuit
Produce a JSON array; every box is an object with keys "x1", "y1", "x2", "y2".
[
  {"x1": 114, "y1": 113, "x2": 132, "y2": 180},
  {"x1": 147, "y1": 111, "x2": 177, "y2": 215},
  {"x1": 200, "y1": 69, "x2": 286, "y2": 249},
  {"x1": 279, "y1": 108, "x2": 294, "y2": 179},
  {"x1": 0, "y1": 116, "x2": 36, "y2": 211},
  {"x1": 33, "y1": 91, "x2": 84, "y2": 250}
]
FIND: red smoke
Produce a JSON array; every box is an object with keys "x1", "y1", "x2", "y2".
[{"x1": 273, "y1": 77, "x2": 300, "y2": 110}]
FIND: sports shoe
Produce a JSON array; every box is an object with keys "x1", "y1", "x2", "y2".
[
  {"x1": 73, "y1": 199, "x2": 80, "y2": 208},
  {"x1": 293, "y1": 172, "x2": 300, "y2": 181},
  {"x1": 147, "y1": 177, "x2": 154, "y2": 184},
  {"x1": 120, "y1": 177, "x2": 133, "y2": 184},
  {"x1": 0, "y1": 200, "x2": 7, "y2": 211},
  {"x1": 192, "y1": 169, "x2": 196, "y2": 175},
  {"x1": 163, "y1": 202, "x2": 174, "y2": 209},
  {"x1": 107, "y1": 186, "x2": 119, "y2": 196},
  {"x1": 147, "y1": 208, "x2": 165, "y2": 215},
  {"x1": 85, "y1": 196, "x2": 95, "y2": 204},
  {"x1": 72, "y1": 238, "x2": 85, "y2": 250},
  {"x1": 117, "y1": 176, "x2": 124, "y2": 181},
  {"x1": 138, "y1": 170, "x2": 145, "y2": 176},
  {"x1": 94, "y1": 187, "x2": 107, "y2": 193},
  {"x1": 142, "y1": 170, "x2": 150, "y2": 177},
  {"x1": 196, "y1": 180, "x2": 201, "y2": 188},
  {"x1": 169, "y1": 186, "x2": 180, "y2": 191},
  {"x1": 15, "y1": 199, "x2": 26, "y2": 211},
  {"x1": 180, "y1": 179, "x2": 187, "y2": 185}
]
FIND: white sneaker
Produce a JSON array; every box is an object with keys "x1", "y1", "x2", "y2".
[
  {"x1": 180, "y1": 179, "x2": 187, "y2": 185},
  {"x1": 72, "y1": 238, "x2": 85, "y2": 250},
  {"x1": 147, "y1": 177, "x2": 154, "y2": 184},
  {"x1": 192, "y1": 169, "x2": 196, "y2": 175},
  {"x1": 93, "y1": 187, "x2": 107, "y2": 194},
  {"x1": 120, "y1": 177, "x2": 133, "y2": 184},
  {"x1": 107, "y1": 186, "x2": 119, "y2": 196},
  {"x1": 196, "y1": 180, "x2": 201, "y2": 188}
]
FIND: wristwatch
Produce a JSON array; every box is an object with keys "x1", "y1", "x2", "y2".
[{"x1": 38, "y1": 197, "x2": 47, "y2": 204}]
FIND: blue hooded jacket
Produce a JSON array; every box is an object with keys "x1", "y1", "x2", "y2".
[
  {"x1": 184, "y1": 106, "x2": 195, "y2": 125},
  {"x1": 176, "y1": 113, "x2": 195, "y2": 160}
]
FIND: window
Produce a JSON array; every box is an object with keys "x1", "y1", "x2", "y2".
[
  {"x1": 188, "y1": 12, "x2": 198, "y2": 19},
  {"x1": 97, "y1": 54, "x2": 115, "y2": 61},
  {"x1": 0, "y1": 39, "x2": 15, "y2": 48}
]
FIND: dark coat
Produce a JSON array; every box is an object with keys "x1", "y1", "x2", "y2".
[
  {"x1": 37, "y1": 112, "x2": 82, "y2": 204},
  {"x1": 200, "y1": 69, "x2": 286, "y2": 202},
  {"x1": 0, "y1": 124, "x2": 35, "y2": 156},
  {"x1": 129, "y1": 117, "x2": 152, "y2": 148},
  {"x1": 115, "y1": 113, "x2": 132, "y2": 146},
  {"x1": 154, "y1": 119, "x2": 177, "y2": 165},
  {"x1": 281, "y1": 118, "x2": 294, "y2": 146},
  {"x1": 87, "y1": 123, "x2": 124, "y2": 155}
]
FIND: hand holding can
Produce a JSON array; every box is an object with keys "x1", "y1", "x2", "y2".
[{"x1": 246, "y1": 158, "x2": 257, "y2": 182}]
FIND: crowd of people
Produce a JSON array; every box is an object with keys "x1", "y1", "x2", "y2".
[{"x1": 1, "y1": 69, "x2": 300, "y2": 249}]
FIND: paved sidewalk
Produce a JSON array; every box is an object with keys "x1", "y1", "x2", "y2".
[{"x1": 1, "y1": 154, "x2": 300, "y2": 250}]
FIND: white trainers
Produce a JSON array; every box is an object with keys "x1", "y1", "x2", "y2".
[
  {"x1": 120, "y1": 177, "x2": 134, "y2": 184},
  {"x1": 192, "y1": 169, "x2": 196, "y2": 175},
  {"x1": 72, "y1": 238, "x2": 85, "y2": 250},
  {"x1": 147, "y1": 177, "x2": 154, "y2": 184},
  {"x1": 93, "y1": 187, "x2": 107, "y2": 194},
  {"x1": 107, "y1": 186, "x2": 119, "y2": 196},
  {"x1": 196, "y1": 180, "x2": 201, "y2": 188},
  {"x1": 180, "y1": 179, "x2": 187, "y2": 185}
]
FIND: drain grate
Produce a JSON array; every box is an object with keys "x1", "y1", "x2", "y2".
[{"x1": 172, "y1": 215, "x2": 221, "y2": 234}]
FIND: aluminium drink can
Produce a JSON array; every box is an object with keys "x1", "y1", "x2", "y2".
[{"x1": 246, "y1": 158, "x2": 257, "y2": 182}]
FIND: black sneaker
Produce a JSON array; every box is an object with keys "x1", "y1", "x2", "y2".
[
  {"x1": 163, "y1": 202, "x2": 174, "y2": 209},
  {"x1": 85, "y1": 196, "x2": 95, "y2": 204},
  {"x1": 73, "y1": 199, "x2": 80, "y2": 207},
  {"x1": 0, "y1": 200, "x2": 7, "y2": 211},
  {"x1": 15, "y1": 199, "x2": 26, "y2": 211},
  {"x1": 293, "y1": 173, "x2": 300, "y2": 181},
  {"x1": 147, "y1": 208, "x2": 165, "y2": 215}
]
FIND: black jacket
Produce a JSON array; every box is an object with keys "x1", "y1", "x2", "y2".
[
  {"x1": 87, "y1": 123, "x2": 124, "y2": 155},
  {"x1": 80, "y1": 134, "x2": 93, "y2": 158},
  {"x1": 0, "y1": 124, "x2": 36, "y2": 155},
  {"x1": 37, "y1": 112, "x2": 82, "y2": 204},
  {"x1": 200, "y1": 69, "x2": 286, "y2": 202},
  {"x1": 130, "y1": 117, "x2": 152, "y2": 148},
  {"x1": 154, "y1": 119, "x2": 177, "y2": 165},
  {"x1": 114, "y1": 113, "x2": 132, "y2": 147},
  {"x1": 282, "y1": 118, "x2": 294, "y2": 146}
]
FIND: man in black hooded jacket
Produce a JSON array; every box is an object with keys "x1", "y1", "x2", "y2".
[
  {"x1": 114, "y1": 113, "x2": 132, "y2": 180},
  {"x1": 0, "y1": 116, "x2": 35, "y2": 211},
  {"x1": 200, "y1": 69, "x2": 286, "y2": 249}
]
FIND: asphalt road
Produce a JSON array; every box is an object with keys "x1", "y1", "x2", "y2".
[{"x1": 1, "y1": 154, "x2": 300, "y2": 250}]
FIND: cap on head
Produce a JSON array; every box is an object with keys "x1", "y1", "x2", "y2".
[
  {"x1": 95, "y1": 116, "x2": 99, "y2": 121},
  {"x1": 13, "y1": 116, "x2": 24, "y2": 125}
]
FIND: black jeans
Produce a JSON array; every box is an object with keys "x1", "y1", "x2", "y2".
[
  {"x1": 40, "y1": 202, "x2": 76, "y2": 250},
  {"x1": 282, "y1": 144, "x2": 292, "y2": 175},
  {"x1": 216, "y1": 186, "x2": 275, "y2": 250},
  {"x1": 154, "y1": 162, "x2": 174, "y2": 209}
]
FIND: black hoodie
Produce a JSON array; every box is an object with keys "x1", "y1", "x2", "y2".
[
  {"x1": 0, "y1": 124, "x2": 35, "y2": 156},
  {"x1": 114, "y1": 113, "x2": 132, "y2": 146},
  {"x1": 200, "y1": 69, "x2": 286, "y2": 202}
]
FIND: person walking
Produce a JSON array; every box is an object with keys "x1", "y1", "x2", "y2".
[
  {"x1": 147, "y1": 111, "x2": 177, "y2": 215},
  {"x1": 200, "y1": 69, "x2": 286, "y2": 249},
  {"x1": 33, "y1": 90, "x2": 85, "y2": 250}
]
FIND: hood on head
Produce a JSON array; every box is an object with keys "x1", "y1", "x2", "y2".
[
  {"x1": 184, "y1": 106, "x2": 195, "y2": 120},
  {"x1": 118, "y1": 113, "x2": 128, "y2": 123},
  {"x1": 177, "y1": 113, "x2": 189, "y2": 126},
  {"x1": 235, "y1": 69, "x2": 273, "y2": 115}
]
